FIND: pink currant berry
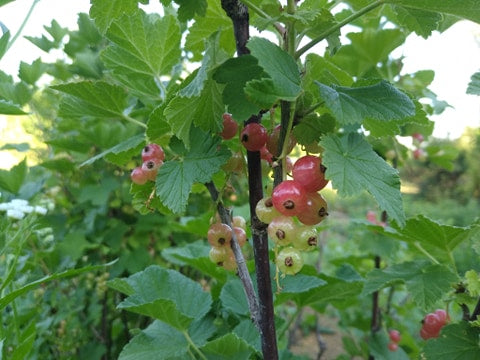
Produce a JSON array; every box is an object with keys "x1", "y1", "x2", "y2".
[
  {"x1": 130, "y1": 167, "x2": 148, "y2": 185},
  {"x1": 389, "y1": 329, "x2": 401, "y2": 344},
  {"x1": 256, "y1": 197, "x2": 282, "y2": 224},
  {"x1": 276, "y1": 247, "x2": 303, "y2": 275},
  {"x1": 142, "y1": 143, "x2": 165, "y2": 162},
  {"x1": 233, "y1": 226, "x2": 247, "y2": 247},
  {"x1": 266, "y1": 124, "x2": 296, "y2": 157},
  {"x1": 232, "y1": 216, "x2": 247, "y2": 230},
  {"x1": 260, "y1": 146, "x2": 273, "y2": 164},
  {"x1": 209, "y1": 246, "x2": 229, "y2": 265},
  {"x1": 271, "y1": 180, "x2": 308, "y2": 217},
  {"x1": 240, "y1": 123, "x2": 267, "y2": 152},
  {"x1": 222, "y1": 252, "x2": 238, "y2": 271},
  {"x1": 207, "y1": 223, "x2": 233, "y2": 247},
  {"x1": 292, "y1": 155, "x2": 328, "y2": 192},
  {"x1": 387, "y1": 342, "x2": 398, "y2": 352},
  {"x1": 366, "y1": 210, "x2": 377, "y2": 224},
  {"x1": 296, "y1": 192, "x2": 328, "y2": 226},
  {"x1": 267, "y1": 216, "x2": 296, "y2": 246},
  {"x1": 292, "y1": 226, "x2": 318, "y2": 251},
  {"x1": 220, "y1": 113, "x2": 238, "y2": 140},
  {"x1": 141, "y1": 159, "x2": 163, "y2": 181}
]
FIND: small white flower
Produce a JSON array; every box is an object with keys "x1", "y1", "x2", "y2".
[
  {"x1": 34, "y1": 205, "x2": 48, "y2": 215},
  {"x1": 7, "y1": 209, "x2": 25, "y2": 220},
  {"x1": 10, "y1": 199, "x2": 29, "y2": 207}
]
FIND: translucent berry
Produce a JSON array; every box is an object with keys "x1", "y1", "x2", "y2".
[
  {"x1": 271, "y1": 180, "x2": 308, "y2": 217},
  {"x1": 276, "y1": 247, "x2": 303, "y2": 275},
  {"x1": 130, "y1": 167, "x2": 148, "y2": 185},
  {"x1": 233, "y1": 226, "x2": 247, "y2": 247},
  {"x1": 266, "y1": 124, "x2": 296, "y2": 157},
  {"x1": 222, "y1": 253, "x2": 238, "y2": 271},
  {"x1": 142, "y1": 143, "x2": 165, "y2": 162},
  {"x1": 297, "y1": 192, "x2": 328, "y2": 226},
  {"x1": 207, "y1": 223, "x2": 233, "y2": 247},
  {"x1": 292, "y1": 155, "x2": 328, "y2": 192},
  {"x1": 141, "y1": 159, "x2": 163, "y2": 181},
  {"x1": 256, "y1": 197, "x2": 282, "y2": 224},
  {"x1": 209, "y1": 246, "x2": 229, "y2": 265},
  {"x1": 292, "y1": 226, "x2": 318, "y2": 251},
  {"x1": 240, "y1": 123, "x2": 267, "y2": 152},
  {"x1": 260, "y1": 146, "x2": 273, "y2": 164},
  {"x1": 220, "y1": 113, "x2": 238, "y2": 140},
  {"x1": 267, "y1": 216, "x2": 296, "y2": 246},
  {"x1": 232, "y1": 216, "x2": 246, "y2": 230},
  {"x1": 387, "y1": 342, "x2": 398, "y2": 352},
  {"x1": 389, "y1": 329, "x2": 401, "y2": 343},
  {"x1": 420, "y1": 309, "x2": 449, "y2": 340}
]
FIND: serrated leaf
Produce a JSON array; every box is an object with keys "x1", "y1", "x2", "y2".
[
  {"x1": 0, "y1": 99, "x2": 27, "y2": 115},
  {"x1": 156, "y1": 130, "x2": 230, "y2": 213},
  {"x1": 146, "y1": 105, "x2": 171, "y2": 141},
  {"x1": 89, "y1": 0, "x2": 138, "y2": 34},
  {"x1": 467, "y1": 72, "x2": 480, "y2": 95},
  {"x1": 386, "y1": 0, "x2": 480, "y2": 25},
  {"x1": 220, "y1": 279, "x2": 249, "y2": 316},
  {"x1": 245, "y1": 37, "x2": 302, "y2": 107},
  {"x1": 0, "y1": 29, "x2": 9, "y2": 61},
  {"x1": 293, "y1": 113, "x2": 336, "y2": 145},
  {"x1": 0, "y1": 158, "x2": 27, "y2": 194},
  {"x1": 234, "y1": 320, "x2": 261, "y2": 353},
  {"x1": 423, "y1": 322, "x2": 480, "y2": 360},
  {"x1": 362, "y1": 261, "x2": 458, "y2": 310},
  {"x1": 18, "y1": 58, "x2": 47, "y2": 85},
  {"x1": 279, "y1": 274, "x2": 327, "y2": 294},
  {"x1": 213, "y1": 55, "x2": 264, "y2": 120},
  {"x1": 80, "y1": 134, "x2": 144, "y2": 167},
  {"x1": 24, "y1": 35, "x2": 56, "y2": 52},
  {"x1": 113, "y1": 265, "x2": 212, "y2": 330},
  {"x1": 130, "y1": 182, "x2": 173, "y2": 215},
  {"x1": 101, "y1": 12, "x2": 181, "y2": 99},
  {"x1": 200, "y1": 333, "x2": 253, "y2": 360},
  {"x1": 176, "y1": 0, "x2": 207, "y2": 22},
  {"x1": 118, "y1": 321, "x2": 188, "y2": 360},
  {"x1": 392, "y1": 6, "x2": 442, "y2": 38},
  {"x1": 320, "y1": 133, "x2": 405, "y2": 226},
  {"x1": 316, "y1": 80, "x2": 415, "y2": 125},
  {"x1": 51, "y1": 81, "x2": 128, "y2": 120}
]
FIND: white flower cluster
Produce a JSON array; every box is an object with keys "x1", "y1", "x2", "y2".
[{"x1": 0, "y1": 198, "x2": 48, "y2": 220}]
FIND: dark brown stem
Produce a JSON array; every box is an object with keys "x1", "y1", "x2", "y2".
[
  {"x1": 205, "y1": 181, "x2": 260, "y2": 330},
  {"x1": 370, "y1": 255, "x2": 382, "y2": 332}
]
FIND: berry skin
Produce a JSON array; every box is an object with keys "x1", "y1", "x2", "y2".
[
  {"x1": 420, "y1": 309, "x2": 449, "y2": 340},
  {"x1": 260, "y1": 146, "x2": 273, "y2": 164},
  {"x1": 130, "y1": 167, "x2": 148, "y2": 185},
  {"x1": 271, "y1": 180, "x2": 308, "y2": 217},
  {"x1": 141, "y1": 159, "x2": 163, "y2": 181},
  {"x1": 266, "y1": 125, "x2": 296, "y2": 157},
  {"x1": 389, "y1": 329, "x2": 401, "y2": 344},
  {"x1": 233, "y1": 226, "x2": 247, "y2": 247},
  {"x1": 222, "y1": 253, "x2": 238, "y2": 271},
  {"x1": 387, "y1": 342, "x2": 398, "y2": 352},
  {"x1": 209, "y1": 246, "x2": 229, "y2": 265},
  {"x1": 292, "y1": 155, "x2": 328, "y2": 192},
  {"x1": 267, "y1": 216, "x2": 296, "y2": 246},
  {"x1": 142, "y1": 143, "x2": 165, "y2": 162},
  {"x1": 292, "y1": 226, "x2": 318, "y2": 251},
  {"x1": 220, "y1": 113, "x2": 238, "y2": 140},
  {"x1": 276, "y1": 247, "x2": 303, "y2": 275},
  {"x1": 232, "y1": 216, "x2": 246, "y2": 230},
  {"x1": 240, "y1": 123, "x2": 267, "y2": 152},
  {"x1": 256, "y1": 197, "x2": 282, "y2": 224},
  {"x1": 297, "y1": 192, "x2": 328, "y2": 226},
  {"x1": 207, "y1": 223, "x2": 233, "y2": 247}
]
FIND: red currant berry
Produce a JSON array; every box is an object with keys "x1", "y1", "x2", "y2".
[
  {"x1": 420, "y1": 309, "x2": 449, "y2": 340},
  {"x1": 387, "y1": 342, "x2": 398, "y2": 352},
  {"x1": 142, "y1": 143, "x2": 165, "y2": 162},
  {"x1": 220, "y1": 113, "x2": 238, "y2": 140},
  {"x1": 260, "y1": 146, "x2": 273, "y2": 164},
  {"x1": 141, "y1": 159, "x2": 163, "y2": 181},
  {"x1": 292, "y1": 155, "x2": 328, "y2": 192},
  {"x1": 297, "y1": 192, "x2": 328, "y2": 226},
  {"x1": 292, "y1": 226, "x2": 318, "y2": 251},
  {"x1": 412, "y1": 132, "x2": 424, "y2": 143},
  {"x1": 256, "y1": 197, "x2": 282, "y2": 224},
  {"x1": 233, "y1": 226, "x2": 247, "y2": 247},
  {"x1": 276, "y1": 247, "x2": 303, "y2": 275},
  {"x1": 267, "y1": 216, "x2": 296, "y2": 246},
  {"x1": 366, "y1": 210, "x2": 377, "y2": 224},
  {"x1": 413, "y1": 148, "x2": 426, "y2": 160},
  {"x1": 240, "y1": 123, "x2": 267, "y2": 152},
  {"x1": 207, "y1": 223, "x2": 233, "y2": 247},
  {"x1": 130, "y1": 167, "x2": 148, "y2": 185},
  {"x1": 266, "y1": 124, "x2": 296, "y2": 157},
  {"x1": 389, "y1": 329, "x2": 401, "y2": 344},
  {"x1": 271, "y1": 180, "x2": 308, "y2": 217}
]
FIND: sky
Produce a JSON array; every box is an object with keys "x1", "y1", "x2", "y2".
[{"x1": 0, "y1": 0, "x2": 479, "y2": 141}]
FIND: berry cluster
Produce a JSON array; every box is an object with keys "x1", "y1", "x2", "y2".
[
  {"x1": 420, "y1": 309, "x2": 449, "y2": 340},
  {"x1": 387, "y1": 329, "x2": 401, "y2": 351},
  {"x1": 130, "y1": 143, "x2": 165, "y2": 185},
  {"x1": 207, "y1": 215, "x2": 247, "y2": 271}
]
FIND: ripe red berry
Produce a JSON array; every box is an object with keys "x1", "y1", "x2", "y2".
[
  {"x1": 296, "y1": 192, "x2": 328, "y2": 226},
  {"x1": 220, "y1": 113, "x2": 238, "y2": 140},
  {"x1": 260, "y1": 146, "x2": 273, "y2": 164},
  {"x1": 266, "y1": 125, "x2": 296, "y2": 157},
  {"x1": 412, "y1": 132, "x2": 424, "y2": 143},
  {"x1": 276, "y1": 247, "x2": 303, "y2": 275},
  {"x1": 292, "y1": 155, "x2": 328, "y2": 192},
  {"x1": 207, "y1": 223, "x2": 233, "y2": 247},
  {"x1": 142, "y1": 143, "x2": 165, "y2": 162},
  {"x1": 387, "y1": 342, "x2": 398, "y2": 352},
  {"x1": 389, "y1": 329, "x2": 401, "y2": 343},
  {"x1": 130, "y1": 167, "x2": 148, "y2": 185},
  {"x1": 141, "y1": 159, "x2": 163, "y2": 181},
  {"x1": 240, "y1": 123, "x2": 267, "y2": 152},
  {"x1": 271, "y1": 180, "x2": 308, "y2": 217},
  {"x1": 420, "y1": 309, "x2": 449, "y2": 340}
]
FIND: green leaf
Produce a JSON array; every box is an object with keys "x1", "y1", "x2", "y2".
[
  {"x1": 423, "y1": 322, "x2": 480, "y2": 360},
  {"x1": 80, "y1": 134, "x2": 145, "y2": 167},
  {"x1": 0, "y1": 158, "x2": 27, "y2": 194},
  {"x1": 386, "y1": 0, "x2": 480, "y2": 25},
  {"x1": 176, "y1": 0, "x2": 207, "y2": 22},
  {"x1": 234, "y1": 320, "x2": 261, "y2": 353},
  {"x1": 18, "y1": 58, "x2": 47, "y2": 85},
  {"x1": 112, "y1": 265, "x2": 212, "y2": 330},
  {"x1": 278, "y1": 274, "x2": 327, "y2": 294},
  {"x1": 293, "y1": 113, "x2": 336, "y2": 145},
  {"x1": 467, "y1": 72, "x2": 480, "y2": 95},
  {"x1": 320, "y1": 133, "x2": 405, "y2": 226},
  {"x1": 146, "y1": 105, "x2": 171, "y2": 142},
  {"x1": 200, "y1": 333, "x2": 254, "y2": 360},
  {"x1": 101, "y1": 12, "x2": 181, "y2": 98},
  {"x1": 156, "y1": 130, "x2": 230, "y2": 213},
  {"x1": 304, "y1": 53, "x2": 353, "y2": 93},
  {"x1": 391, "y1": 6, "x2": 442, "y2": 38},
  {"x1": 0, "y1": 261, "x2": 116, "y2": 311},
  {"x1": 0, "y1": 29, "x2": 9, "y2": 61},
  {"x1": 89, "y1": 0, "x2": 138, "y2": 34},
  {"x1": 316, "y1": 80, "x2": 415, "y2": 125},
  {"x1": 24, "y1": 34, "x2": 56, "y2": 52},
  {"x1": 51, "y1": 81, "x2": 128, "y2": 119},
  {"x1": 0, "y1": 99, "x2": 27, "y2": 115},
  {"x1": 362, "y1": 261, "x2": 458, "y2": 310},
  {"x1": 245, "y1": 37, "x2": 302, "y2": 107},
  {"x1": 118, "y1": 321, "x2": 188, "y2": 360},
  {"x1": 369, "y1": 331, "x2": 410, "y2": 360},
  {"x1": 220, "y1": 279, "x2": 250, "y2": 316}
]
